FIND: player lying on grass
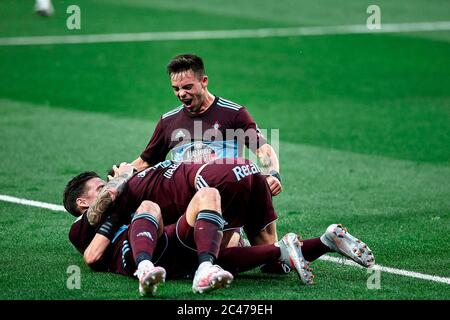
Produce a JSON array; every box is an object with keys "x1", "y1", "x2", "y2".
[
  {"x1": 82, "y1": 158, "x2": 307, "y2": 273},
  {"x1": 67, "y1": 189, "x2": 313, "y2": 296},
  {"x1": 63, "y1": 166, "x2": 375, "y2": 295}
]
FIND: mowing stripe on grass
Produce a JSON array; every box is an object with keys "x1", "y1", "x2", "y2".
[
  {"x1": 1, "y1": 193, "x2": 450, "y2": 286},
  {"x1": 0, "y1": 21, "x2": 449, "y2": 46}
]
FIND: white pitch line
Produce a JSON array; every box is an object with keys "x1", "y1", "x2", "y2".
[
  {"x1": 0, "y1": 194, "x2": 65, "y2": 212},
  {"x1": 319, "y1": 256, "x2": 450, "y2": 285},
  {"x1": 0, "y1": 21, "x2": 449, "y2": 46},
  {"x1": 1, "y1": 193, "x2": 450, "y2": 286}
]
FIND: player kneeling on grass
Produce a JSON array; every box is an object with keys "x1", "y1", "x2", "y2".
[{"x1": 64, "y1": 172, "x2": 375, "y2": 296}]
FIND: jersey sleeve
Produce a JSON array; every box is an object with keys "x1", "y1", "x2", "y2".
[
  {"x1": 235, "y1": 107, "x2": 268, "y2": 152},
  {"x1": 68, "y1": 213, "x2": 97, "y2": 254},
  {"x1": 140, "y1": 118, "x2": 170, "y2": 166},
  {"x1": 96, "y1": 215, "x2": 120, "y2": 241}
]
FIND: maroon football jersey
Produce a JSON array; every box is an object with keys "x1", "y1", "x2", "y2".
[
  {"x1": 140, "y1": 96, "x2": 267, "y2": 166},
  {"x1": 195, "y1": 159, "x2": 277, "y2": 238},
  {"x1": 69, "y1": 159, "x2": 277, "y2": 277},
  {"x1": 109, "y1": 160, "x2": 203, "y2": 227},
  {"x1": 109, "y1": 158, "x2": 276, "y2": 237},
  {"x1": 68, "y1": 212, "x2": 97, "y2": 254}
]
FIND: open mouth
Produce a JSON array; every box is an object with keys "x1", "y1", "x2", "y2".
[{"x1": 182, "y1": 99, "x2": 193, "y2": 107}]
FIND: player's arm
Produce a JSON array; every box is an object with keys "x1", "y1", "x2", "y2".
[
  {"x1": 83, "y1": 214, "x2": 120, "y2": 269},
  {"x1": 236, "y1": 107, "x2": 283, "y2": 196},
  {"x1": 131, "y1": 156, "x2": 150, "y2": 172},
  {"x1": 87, "y1": 162, "x2": 134, "y2": 226},
  {"x1": 137, "y1": 117, "x2": 169, "y2": 168},
  {"x1": 256, "y1": 143, "x2": 283, "y2": 196},
  {"x1": 83, "y1": 233, "x2": 110, "y2": 267}
]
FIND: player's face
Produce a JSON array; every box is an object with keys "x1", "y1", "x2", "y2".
[
  {"x1": 82, "y1": 177, "x2": 106, "y2": 206},
  {"x1": 170, "y1": 70, "x2": 208, "y2": 114}
]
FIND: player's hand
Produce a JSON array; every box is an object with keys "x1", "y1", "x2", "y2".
[
  {"x1": 266, "y1": 175, "x2": 282, "y2": 196},
  {"x1": 109, "y1": 162, "x2": 134, "y2": 180}
]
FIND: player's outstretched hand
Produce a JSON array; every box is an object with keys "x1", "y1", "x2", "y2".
[
  {"x1": 266, "y1": 175, "x2": 282, "y2": 196},
  {"x1": 108, "y1": 162, "x2": 135, "y2": 181}
]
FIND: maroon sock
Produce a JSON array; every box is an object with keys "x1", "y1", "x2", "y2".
[
  {"x1": 129, "y1": 213, "x2": 159, "y2": 265},
  {"x1": 194, "y1": 210, "x2": 225, "y2": 260},
  {"x1": 217, "y1": 245, "x2": 281, "y2": 274},
  {"x1": 301, "y1": 237, "x2": 332, "y2": 262}
]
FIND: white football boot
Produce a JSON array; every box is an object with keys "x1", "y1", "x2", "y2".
[
  {"x1": 277, "y1": 233, "x2": 315, "y2": 285},
  {"x1": 320, "y1": 224, "x2": 375, "y2": 267},
  {"x1": 133, "y1": 261, "x2": 166, "y2": 296},
  {"x1": 192, "y1": 263, "x2": 234, "y2": 294}
]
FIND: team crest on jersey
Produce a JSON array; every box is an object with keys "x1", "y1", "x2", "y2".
[{"x1": 212, "y1": 121, "x2": 221, "y2": 131}]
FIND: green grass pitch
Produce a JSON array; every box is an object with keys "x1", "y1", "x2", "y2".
[{"x1": 0, "y1": 0, "x2": 449, "y2": 300}]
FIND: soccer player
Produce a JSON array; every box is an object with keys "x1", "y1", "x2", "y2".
[
  {"x1": 77, "y1": 159, "x2": 278, "y2": 248},
  {"x1": 67, "y1": 179, "x2": 235, "y2": 295},
  {"x1": 65, "y1": 179, "x2": 374, "y2": 296},
  {"x1": 130, "y1": 54, "x2": 282, "y2": 197},
  {"x1": 66, "y1": 183, "x2": 315, "y2": 295},
  {"x1": 120, "y1": 54, "x2": 283, "y2": 269},
  {"x1": 64, "y1": 163, "x2": 375, "y2": 295}
]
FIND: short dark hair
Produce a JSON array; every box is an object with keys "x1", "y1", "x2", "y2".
[
  {"x1": 167, "y1": 54, "x2": 205, "y2": 79},
  {"x1": 63, "y1": 171, "x2": 100, "y2": 217}
]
